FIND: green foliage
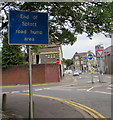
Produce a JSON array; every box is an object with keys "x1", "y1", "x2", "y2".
[
  {"x1": 2, "y1": 33, "x2": 25, "y2": 69},
  {"x1": 63, "y1": 58, "x2": 73, "y2": 68},
  {"x1": 1, "y1": 2, "x2": 113, "y2": 45}
]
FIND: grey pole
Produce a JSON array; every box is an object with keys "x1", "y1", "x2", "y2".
[
  {"x1": 29, "y1": 46, "x2": 33, "y2": 119},
  {"x1": 99, "y1": 57, "x2": 103, "y2": 83},
  {"x1": 91, "y1": 73, "x2": 94, "y2": 84}
]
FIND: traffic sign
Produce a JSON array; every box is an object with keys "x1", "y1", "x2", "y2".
[
  {"x1": 9, "y1": 10, "x2": 48, "y2": 45},
  {"x1": 56, "y1": 59, "x2": 60, "y2": 63},
  {"x1": 87, "y1": 54, "x2": 93, "y2": 60},
  {"x1": 97, "y1": 50, "x2": 104, "y2": 57}
]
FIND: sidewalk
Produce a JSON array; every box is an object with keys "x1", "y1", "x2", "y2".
[{"x1": 2, "y1": 93, "x2": 89, "y2": 119}]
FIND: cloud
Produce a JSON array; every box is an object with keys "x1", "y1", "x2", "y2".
[{"x1": 62, "y1": 33, "x2": 111, "y2": 59}]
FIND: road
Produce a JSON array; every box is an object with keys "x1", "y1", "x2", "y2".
[{"x1": 2, "y1": 72, "x2": 112, "y2": 119}]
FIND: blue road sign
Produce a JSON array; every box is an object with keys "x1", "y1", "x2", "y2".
[
  {"x1": 87, "y1": 54, "x2": 93, "y2": 60},
  {"x1": 9, "y1": 10, "x2": 48, "y2": 45}
]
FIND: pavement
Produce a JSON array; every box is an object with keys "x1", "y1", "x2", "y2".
[
  {"x1": 2, "y1": 94, "x2": 89, "y2": 119},
  {"x1": 1, "y1": 73, "x2": 111, "y2": 120}
]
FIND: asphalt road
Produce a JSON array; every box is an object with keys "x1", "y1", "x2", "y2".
[{"x1": 2, "y1": 72, "x2": 113, "y2": 119}]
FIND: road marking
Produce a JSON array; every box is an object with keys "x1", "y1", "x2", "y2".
[
  {"x1": 22, "y1": 90, "x2": 29, "y2": 93},
  {"x1": 50, "y1": 88, "x2": 71, "y2": 91},
  {"x1": 87, "y1": 87, "x2": 94, "y2": 92},
  {"x1": 89, "y1": 91, "x2": 112, "y2": 95},
  {"x1": 11, "y1": 91, "x2": 20, "y2": 93},
  {"x1": 77, "y1": 89, "x2": 87, "y2": 91},
  {"x1": 67, "y1": 86, "x2": 91, "y2": 89},
  {"x1": 68, "y1": 100, "x2": 108, "y2": 120},
  {"x1": 109, "y1": 84, "x2": 113, "y2": 88},
  {"x1": 34, "y1": 89, "x2": 43, "y2": 91},
  {"x1": 43, "y1": 88, "x2": 51, "y2": 90},
  {"x1": 107, "y1": 87, "x2": 112, "y2": 90},
  {"x1": 19, "y1": 93, "x2": 108, "y2": 120},
  {"x1": 94, "y1": 76, "x2": 98, "y2": 78},
  {"x1": 2, "y1": 92, "x2": 10, "y2": 94}
]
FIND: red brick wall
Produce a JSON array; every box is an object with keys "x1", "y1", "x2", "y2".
[
  {"x1": 32, "y1": 64, "x2": 45, "y2": 83},
  {"x1": 2, "y1": 64, "x2": 60, "y2": 85},
  {"x1": 45, "y1": 64, "x2": 60, "y2": 83}
]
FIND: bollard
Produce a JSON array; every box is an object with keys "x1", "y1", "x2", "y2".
[
  {"x1": 2, "y1": 94, "x2": 6, "y2": 111},
  {"x1": 33, "y1": 101, "x2": 35, "y2": 118},
  {"x1": 29, "y1": 101, "x2": 35, "y2": 119}
]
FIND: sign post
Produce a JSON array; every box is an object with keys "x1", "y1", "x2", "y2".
[
  {"x1": 95, "y1": 45, "x2": 104, "y2": 83},
  {"x1": 90, "y1": 67, "x2": 94, "y2": 84},
  {"x1": 9, "y1": 10, "x2": 48, "y2": 120},
  {"x1": 29, "y1": 46, "x2": 33, "y2": 119}
]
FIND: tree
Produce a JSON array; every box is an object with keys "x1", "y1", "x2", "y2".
[
  {"x1": 63, "y1": 58, "x2": 73, "y2": 68},
  {"x1": 1, "y1": 2, "x2": 113, "y2": 68},
  {"x1": 1, "y1": 2, "x2": 113, "y2": 45},
  {"x1": 2, "y1": 33, "x2": 25, "y2": 69}
]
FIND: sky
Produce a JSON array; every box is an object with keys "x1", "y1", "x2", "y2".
[{"x1": 62, "y1": 33, "x2": 111, "y2": 59}]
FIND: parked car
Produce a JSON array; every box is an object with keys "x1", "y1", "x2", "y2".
[
  {"x1": 73, "y1": 71, "x2": 79, "y2": 76},
  {"x1": 64, "y1": 70, "x2": 72, "y2": 74},
  {"x1": 78, "y1": 70, "x2": 82, "y2": 74},
  {"x1": 75, "y1": 70, "x2": 82, "y2": 74}
]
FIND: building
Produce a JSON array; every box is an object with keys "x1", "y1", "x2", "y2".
[
  {"x1": 32, "y1": 44, "x2": 64, "y2": 76},
  {"x1": 72, "y1": 51, "x2": 97, "y2": 72},
  {"x1": 104, "y1": 45, "x2": 113, "y2": 74},
  {"x1": 32, "y1": 44, "x2": 63, "y2": 64}
]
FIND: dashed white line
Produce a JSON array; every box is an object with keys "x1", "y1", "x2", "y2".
[
  {"x1": 23, "y1": 90, "x2": 29, "y2": 93},
  {"x1": 77, "y1": 89, "x2": 87, "y2": 91},
  {"x1": 107, "y1": 87, "x2": 112, "y2": 90},
  {"x1": 34, "y1": 89, "x2": 43, "y2": 91},
  {"x1": 89, "y1": 91, "x2": 112, "y2": 95},
  {"x1": 11, "y1": 91, "x2": 20, "y2": 93},
  {"x1": 43, "y1": 88, "x2": 51, "y2": 90}
]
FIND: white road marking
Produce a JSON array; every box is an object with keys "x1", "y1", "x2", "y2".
[
  {"x1": 50, "y1": 87, "x2": 71, "y2": 91},
  {"x1": 89, "y1": 91, "x2": 112, "y2": 95},
  {"x1": 43, "y1": 88, "x2": 51, "y2": 90},
  {"x1": 23, "y1": 90, "x2": 29, "y2": 92},
  {"x1": 87, "y1": 80, "x2": 99, "y2": 83},
  {"x1": 77, "y1": 89, "x2": 87, "y2": 91},
  {"x1": 94, "y1": 76, "x2": 98, "y2": 78},
  {"x1": 109, "y1": 84, "x2": 113, "y2": 87},
  {"x1": 2, "y1": 92, "x2": 10, "y2": 94},
  {"x1": 34, "y1": 89, "x2": 43, "y2": 91},
  {"x1": 107, "y1": 87, "x2": 112, "y2": 90},
  {"x1": 11, "y1": 91, "x2": 20, "y2": 93},
  {"x1": 87, "y1": 87, "x2": 94, "y2": 92}
]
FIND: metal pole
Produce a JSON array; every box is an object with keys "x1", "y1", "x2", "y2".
[
  {"x1": 91, "y1": 73, "x2": 94, "y2": 84},
  {"x1": 99, "y1": 57, "x2": 103, "y2": 83},
  {"x1": 29, "y1": 46, "x2": 33, "y2": 120}
]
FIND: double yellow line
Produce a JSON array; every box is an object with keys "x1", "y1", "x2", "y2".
[{"x1": 19, "y1": 93, "x2": 108, "y2": 120}]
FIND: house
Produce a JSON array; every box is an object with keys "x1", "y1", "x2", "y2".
[
  {"x1": 72, "y1": 51, "x2": 97, "y2": 72},
  {"x1": 104, "y1": 45, "x2": 113, "y2": 74}
]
